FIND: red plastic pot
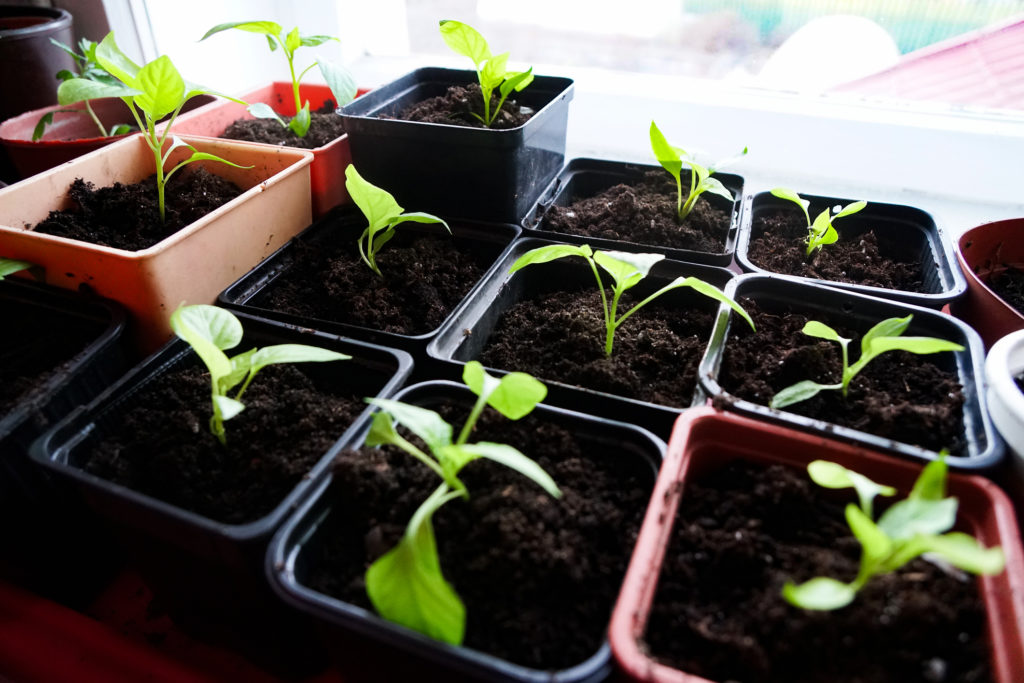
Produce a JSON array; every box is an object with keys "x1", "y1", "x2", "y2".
[
  {"x1": 951, "y1": 217, "x2": 1024, "y2": 349},
  {"x1": 609, "y1": 407, "x2": 1024, "y2": 683}
]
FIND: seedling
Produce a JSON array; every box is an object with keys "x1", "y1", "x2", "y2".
[
  {"x1": 34, "y1": 38, "x2": 133, "y2": 141},
  {"x1": 57, "y1": 32, "x2": 250, "y2": 224},
  {"x1": 770, "y1": 315, "x2": 964, "y2": 410},
  {"x1": 363, "y1": 361, "x2": 560, "y2": 644},
  {"x1": 649, "y1": 121, "x2": 746, "y2": 221},
  {"x1": 439, "y1": 20, "x2": 533, "y2": 128},
  {"x1": 783, "y1": 458, "x2": 1005, "y2": 611},
  {"x1": 201, "y1": 21, "x2": 356, "y2": 138},
  {"x1": 510, "y1": 244, "x2": 754, "y2": 356},
  {"x1": 0, "y1": 258, "x2": 33, "y2": 281},
  {"x1": 345, "y1": 166, "x2": 449, "y2": 276},
  {"x1": 770, "y1": 188, "x2": 866, "y2": 258},
  {"x1": 169, "y1": 304, "x2": 349, "y2": 445}
]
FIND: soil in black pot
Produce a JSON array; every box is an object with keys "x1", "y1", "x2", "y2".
[
  {"x1": 306, "y1": 405, "x2": 654, "y2": 670},
  {"x1": 222, "y1": 100, "x2": 346, "y2": 150},
  {"x1": 644, "y1": 460, "x2": 992, "y2": 683},
  {"x1": 715, "y1": 299, "x2": 965, "y2": 454},
  {"x1": 394, "y1": 83, "x2": 531, "y2": 129},
  {"x1": 986, "y1": 266, "x2": 1024, "y2": 315},
  {"x1": 544, "y1": 170, "x2": 730, "y2": 253},
  {"x1": 747, "y1": 205, "x2": 926, "y2": 292},
  {"x1": 32, "y1": 168, "x2": 243, "y2": 251},
  {"x1": 81, "y1": 363, "x2": 363, "y2": 524}
]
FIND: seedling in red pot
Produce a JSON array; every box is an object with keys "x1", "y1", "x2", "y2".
[{"x1": 770, "y1": 187, "x2": 867, "y2": 258}]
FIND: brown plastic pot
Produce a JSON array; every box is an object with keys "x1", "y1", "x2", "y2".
[
  {"x1": 0, "y1": 133, "x2": 313, "y2": 354},
  {"x1": 609, "y1": 407, "x2": 1024, "y2": 683},
  {"x1": 0, "y1": 7, "x2": 73, "y2": 122},
  {"x1": 951, "y1": 218, "x2": 1024, "y2": 349}
]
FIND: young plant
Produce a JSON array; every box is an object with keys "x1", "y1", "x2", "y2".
[
  {"x1": 34, "y1": 38, "x2": 133, "y2": 141},
  {"x1": 345, "y1": 165, "x2": 449, "y2": 276},
  {"x1": 770, "y1": 315, "x2": 965, "y2": 410},
  {"x1": 56, "y1": 32, "x2": 250, "y2": 224},
  {"x1": 770, "y1": 188, "x2": 867, "y2": 258},
  {"x1": 510, "y1": 244, "x2": 754, "y2": 356},
  {"x1": 363, "y1": 361, "x2": 560, "y2": 644},
  {"x1": 649, "y1": 121, "x2": 746, "y2": 221},
  {"x1": 200, "y1": 20, "x2": 356, "y2": 138},
  {"x1": 438, "y1": 20, "x2": 534, "y2": 128},
  {"x1": 0, "y1": 258, "x2": 34, "y2": 281},
  {"x1": 169, "y1": 304, "x2": 349, "y2": 445},
  {"x1": 783, "y1": 458, "x2": 1005, "y2": 611}
]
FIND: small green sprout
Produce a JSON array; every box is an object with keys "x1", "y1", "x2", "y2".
[
  {"x1": 783, "y1": 458, "x2": 1005, "y2": 611},
  {"x1": 345, "y1": 165, "x2": 450, "y2": 276},
  {"x1": 649, "y1": 121, "x2": 746, "y2": 221},
  {"x1": 364, "y1": 361, "x2": 560, "y2": 644},
  {"x1": 0, "y1": 258, "x2": 34, "y2": 281},
  {"x1": 57, "y1": 32, "x2": 251, "y2": 224},
  {"x1": 510, "y1": 244, "x2": 754, "y2": 357},
  {"x1": 770, "y1": 315, "x2": 965, "y2": 410},
  {"x1": 201, "y1": 21, "x2": 356, "y2": 138},
  {"x1": 169, "y1": 304, "x2": 349, "y2": 445},
  {"x1": 439, "y1": 20, "x2": 534, "y2": 128},
  {"x1": 770, "y1": 188, "x2": 866, "y2": 258}
]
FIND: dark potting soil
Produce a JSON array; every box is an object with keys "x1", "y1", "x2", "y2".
[
  {"x1": 256, "y1": 230, "x2": 491, "y2": 335},
  {"x1": 478, "y1": 286, "x2": 717, "y2": 407},
  {"x1": 306, "y1": 405, "x2": 655, "y2": 670},
  {"x1": 394, "y1": 83, "x2": 531, "y2": 129},
  {"x1": 222, "y1": 101, "x2": 346, "y2": 150},
  {"x1": 644, "y1": 460, "x2": 992, "y2": 683},
  {"x1": 543, "y1": 170, "x2": 730, "y2": 253},
  {"x1": 81, "y1": 364, "x2": 363, "y2": 524},
  {"x1": 32, "y1": 169, "x2": 243, "y2": 251},
  {"x1": 986, "y1": 266, "x2": 1024, "y2": 315},
  {"x1": 747, "y1": 205, "x2": 926, "y2": 292},
  {"x1": 716, "y1": 299, "x2": 965, "y2": 454}
]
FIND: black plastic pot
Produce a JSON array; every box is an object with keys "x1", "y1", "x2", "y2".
[
  {"x1": 427, "y1": 238, "x2": 736, "y2": 439},
  {"x1": 268, "y1": 380, "x2": 665, "y2": 683},
  {"x1": 698, "y1": 274, "x2": 1002, "y2": 471},
  {"x1": 340, "y1": 67, "x2": 574, "y2": 224},
  {"x1": 522, "y1": 158, "x2": 744, "y2": 266},
  {"x1": 736, "y1": 190, "x2": 966, "y2": 308},
  {"x1": 30, "y1": 315, "x2": 413, "y2": 674},
  {"x1": 0, "y1": 7, "x2": 74, "y2": 122},
  {"x1": 218, "y1": 207, "x2": 520, "y2": 355}
]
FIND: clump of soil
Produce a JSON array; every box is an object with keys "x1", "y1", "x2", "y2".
[
  {"x1": 747, "y1": 205, "x2": 926, "y2": 292},
  {"x1": 644, "y1": 460, "x2": 992, "y2": 683},
  {"x1": 543, "y1": 170, "x2": 731, "y2": 253},
  {"x1": 222, "y1": 100, "x2": 346, "y2": 149},
  {"x1": 986, "y1": 265, "x2": 1024, "y2": 315},
  {"x1": 306, "y1": 404, "x2": 655, "y2": 670},
  {"x1": 394, "y1": 83, "x2": 531, "y2": 129},
  {"x1": 716, "y1": 299, "x2": 965, "y2": 454},
  {"x1": 32, "y1": 168, "x2": 243, "y2": 251}
]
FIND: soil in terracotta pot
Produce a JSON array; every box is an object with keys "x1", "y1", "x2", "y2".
[
  {"x1": 543, "y1": 170, "x2": 730, "y2": 253},
  {"x1": 644, "y1": 460, "x2": 991, "y2": 683},
  {"x1": 715, "y1": 299, "x2": 965, "y2": 454},
  {"x1": 222, "y1": 101, "x2": 346, "y2": 150},
  {"x1": 986, "y1": 266, "x2": 1024, "y2": 315},
  {"x1": 394, "y1": 83, "x2": 531, "y2": 129},
  {"x1": 306, "y1": 404, "x2": 655, "y2": 669},
  {"x1": 32, "y1": 168, "x2": 243, "y2": 251},
  {"x1": 81, "y1": 363, "x2": 363, "y2": 524},
  {"x1": 255, "y1": 229, "x2": 492, "y2": 335},
  {"x1": 747, "y1": 205, "x2": 926, "y2": 292}
]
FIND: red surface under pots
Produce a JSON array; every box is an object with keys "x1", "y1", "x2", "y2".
[{"x1": 952, "y1": 217, "x2": 1024, "y2": 349}]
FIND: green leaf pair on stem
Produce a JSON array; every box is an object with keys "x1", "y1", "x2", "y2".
[
  {"x1": 364, "y1": 361, "x2": 559, "y2": 645},
  {"x1": 770, "y1": 188, "x2": 866, "y2": 258},
  {"x1": 769, "y1": 315, "x2": 965, "y2": 410},
  {"x1": 510, "y1": 244, "x2": 754, "y2": 356},
  {"x1": 169, "y1": 304, "x2": 349, "y2": 445},
  {"x1": 439, "y1": 20, "x2": 534, "y2": 128},
  {"x1": 650, "y1": 121, "x2": 746, "y2": 221},
  {"x1": 783, "y1": 458, "x2": 1005, "y2": 611},
  {"x1": 201, "y1": 21, "x2": 357, "y2": 138}
]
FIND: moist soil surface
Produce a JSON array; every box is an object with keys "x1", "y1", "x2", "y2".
[
  {"x1": 81, "y1": 363, "x2": 364, "y2": 525},
  {"x1": 32, "y1": 169, "x2": 243, "y2": 251},
  {"x1": 394, "y1": 83, "x2": 531, "y2": 129},
  {"x1": 255, "y1": 227, "x2": 494, "y2": 335},
  {"x1": 306, "y1": 404, "x2": 655, "y2": 670},
  {"x1": 986, "y1": 265, "x2": 1024, "y2": 315},
  {"x1": 747, "y1": 204, "x2": 926, "y2": 292},
  {"x1": 478, "y1": 284, "x2": 718, "y2": 407},
  {"x1": 644, "y1": 460, "x2": 992, "y2": 683},
  {"x1": 222, "y1": 101, "x2": 346, "y2": 150},
  {"x1": 542, "y1": 170, "x2": 731, "y2": 253},
  {"x1": 715, "y1": 299, "x2": 965, "y2": 454}
]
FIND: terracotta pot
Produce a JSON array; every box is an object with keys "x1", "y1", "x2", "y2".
[
  {"x1": 951, "y1": 218, "x2": 1024, "y2": 349},
  {"x1": 609, "y1": 407, "x2": 1024, "y2": 683},
  {"x1": 0, "y1": 133, "x2": 313, "y2": 353}
]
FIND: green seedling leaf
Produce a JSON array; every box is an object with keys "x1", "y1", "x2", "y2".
[
  {"x1": 456, "y1": 442, "x2": 561, "y2": 497},
  {"x1": 247, "y1": 102, "x2": 285, "y2": 125},
  {"x1": 213, "y1": 394, "x2": 245, "y2": 422},
  {"x1": 510, "y1": 244, "x2": 592, "y2": 272},
  {"x1": 285, "y1": 27, "x2": 302, "y2": 54},
  {"x1": 301, "y1": 34, "x2": 337, "y2": 48},
  {"x1": 439, "y1": 20, "x2": 530, "y2": 126},
  {"x1": 919, "y1": 532, "x2": 1006, "y2": 575},
  {"x1": 771, "y1": 187, "x2": 811, "y2": 226},
  {"x1": 135, "y1": 55, "x2": 185, "y2": 120},
  {"x1": 652, "y1": 121, "x2": 744, "y2": 220},
  {"x1": 846, "y1": 504, "x2": 892, "y2": 563},
  {"x1": 109, "y1": 123, "x2": 133, "y2": 136},
  {"x1": 95, "y1": 32, "x2": 141, "y2": 85},
  {"x1": 910, "y1": 458, "x2": 948, "y2": 501},
  {"x1": 878, "y1": 497, "x2": 958, "y2": 540},
  {"x1": 783, "y1": 577, "x2": 856, "y2": 611},
  {"x1": 660, "y1": 276, "x2": 756, "y2": 331},
  {"x1": 807, "y1": 460, "x2": 896, "y2": 518},
  {"x1": 317, "y1": 59, "x2": 357, "y2": 108},
  {"x1": 700, "y1": 176, "x2": 734, "y2": 202},
  {"x1": 171, "y1": 304, "x2": 241, "y2": 371},
  {"x1": 594, "y1": 251, "x2": 665, "y2": 290},
  {"x1": 367, "y1": 398, "x2": 453, "y2": 454},
  {"x1": 864, "y1": 336, "x2": 965, "y2": 357},
  {"x1": 57, "y1": 78, "x2": 141, "y2": 106},
  {"x1": 835, "y1": 200, "x2": 868, "y2": 220},
  {"x1": 201, "y1": 21, "x2": 283, "y2": 40},
  {"x1": 287, "y1": 102, "x2": 311, "y2": 137},
  {"x1": 802, "y1": 321, "x2": 846, "y2": 344},
  {"x1": 770, "y1": 380, "x2": 831, "y2": 409},
  {"x1": 32, "y1": 110, "x2": 77, "y2": 141},
  {"x1": 439, "y1": 20, "x2": 491, "y2": 66},
  {"x1": 462, "y1": 361, "x2": 547, "y2": 420},
  {"x1": 501, "y1": 68, "x2": 533, "y2": 95},
  {"x1": 0, "y1": 258, "x2": 34, "y2": 280},
  {"x1": 860, "y1": 315, "x2": 911, "y2": 355},
  {"x1": 649, "y1": 121, "x2": 682, "y2": 177}
]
